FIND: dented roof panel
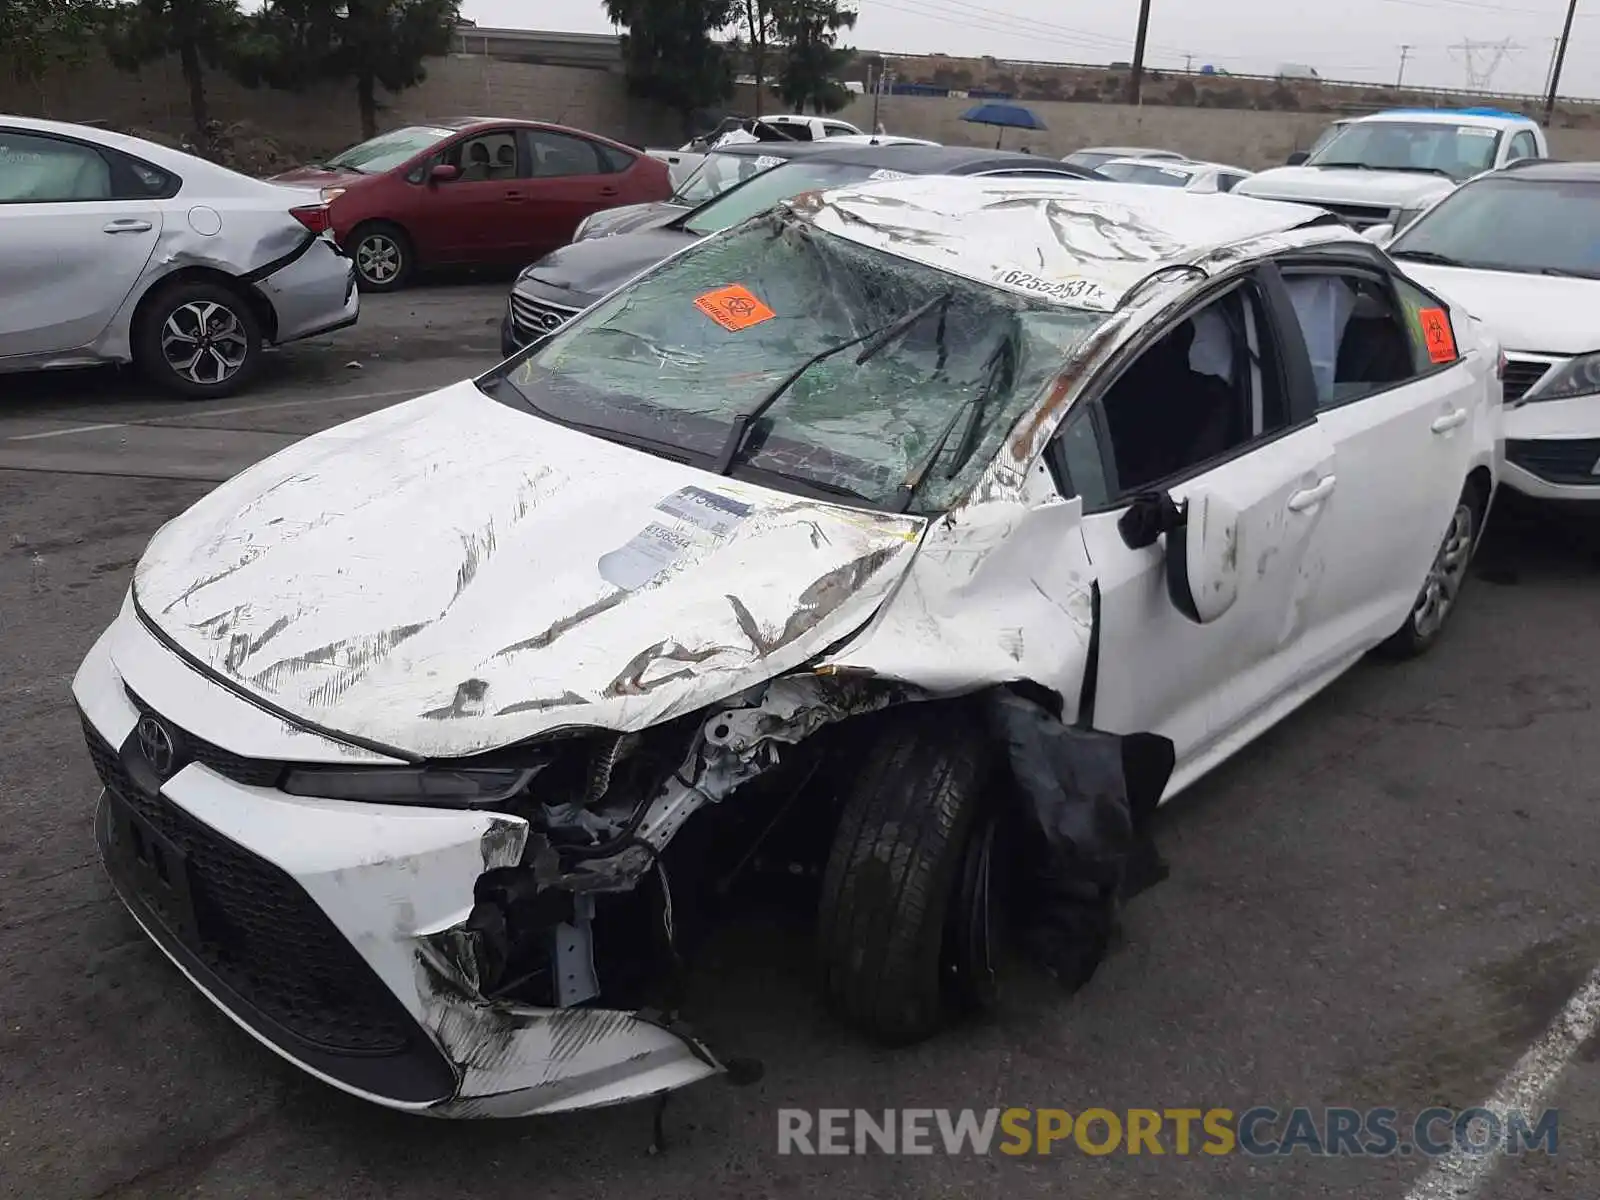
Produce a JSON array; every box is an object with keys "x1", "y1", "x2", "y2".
[{"x1": 789, "y1": 176, "x2": 1331, "y2": 313}]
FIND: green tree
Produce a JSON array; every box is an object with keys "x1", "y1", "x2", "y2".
[
  {"x1": 102, "y1": 0, "x2": 244, "y2": 143},
  {"x1": 605, "y1": 0, "x2": 737, "y2": 136},
  {"x1": 232, "y1": 0, "x2": 458, "y2": 140},
  {"x1": 773, "y1": 0, "x2": 855, "y2": 115},
  {"x1": 736, "y1": 0, "x2": 778, "y2": 116},
  {"x1": 1, "y1": 0, "x2": 107, "y2": 89}
]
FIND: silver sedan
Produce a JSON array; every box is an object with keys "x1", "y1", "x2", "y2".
[{"x1": 0, "y1": 117, "x2": 358, "y2": 398}]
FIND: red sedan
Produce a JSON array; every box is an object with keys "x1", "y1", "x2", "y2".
[{"x1": 270, "y1": 117, "x2": 672, "y2": 292}]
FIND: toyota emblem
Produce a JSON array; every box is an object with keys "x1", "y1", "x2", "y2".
[{"x1": 136, "y1": 715, "x2": 177, "y2": 778}]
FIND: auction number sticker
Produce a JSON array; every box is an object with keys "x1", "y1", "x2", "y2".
[{"x1": 995, "y1": 269, "x2": 1112, "y2": 308}]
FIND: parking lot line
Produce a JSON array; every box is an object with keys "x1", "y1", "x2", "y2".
[
  {"x1": 5, "y1": 386, "x2": 430, "y2": 442},
  {"x1": 1403, "y1": 961, "x2": 1600, "y2": 1200}
]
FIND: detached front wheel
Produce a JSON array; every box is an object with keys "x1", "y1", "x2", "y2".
[
  {"x1": 816, "y1": 704, "x2": 998, "y2": 1045},
  {"x1": 134, "y1": 280, "x2": 262, "y2": 399}
]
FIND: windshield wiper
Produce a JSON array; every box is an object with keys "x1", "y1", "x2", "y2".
[
  {"x1": 711, "y1": 291, "x2": 953, "y2": 475},
  {"x1": 1389, "y1": 249, "x2": 1469, "y2": 267},
  {"x1": 891, "y1": 333, "x2": 1015, "y2": 512}
]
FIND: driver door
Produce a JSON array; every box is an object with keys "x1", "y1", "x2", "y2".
[{"x1": 1052, "y1": 267, "x2": 1338, "y2": 797}]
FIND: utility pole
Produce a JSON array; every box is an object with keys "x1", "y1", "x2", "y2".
[
  {"x1": 1128, "y1": 0, "x2": 1153, "y2": 104},
  {"x1": 1542, "y1": 36, "x2": 1561, "y2": 96},
  {"x1": 1184, "y1": 52, "x2": 1193, "y2": 73},
  {"x1": 1396, "y1": 44, "x2": 1413, "y2": 87},
  {"x1": 1544, "y1": 0, "x2": 1578, "y2": 124}
]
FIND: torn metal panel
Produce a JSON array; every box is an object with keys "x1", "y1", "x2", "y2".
[
  {"x1": 133, "y1": 382, "x2": 925, "y2": 758},
  {"x1": 818, "y1": 493, "x2": 1098, "y2": 721}
]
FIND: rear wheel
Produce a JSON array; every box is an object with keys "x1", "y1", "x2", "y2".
[
  {"x1": 1379, "y1": 480, "x2": 1484, "y2": 658},
  {"x1": 816, "y1": 704, "x2": 997, "y2": 1044},
  {"x1": 350, "y1": 222, "x2": 412, "y2": 292},
  {"x1": 133, "y1": 280, "x2": 262, "y2": 399}
]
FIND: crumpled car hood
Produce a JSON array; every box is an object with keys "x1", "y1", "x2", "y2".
[
  {"x1": 132, "y1": 382, "x2": 925, "y2": 758},
  {"x1": 1234, "y1": 166, "x2": 1454, "y2": 207}
]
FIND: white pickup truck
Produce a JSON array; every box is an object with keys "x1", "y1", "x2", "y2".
[{"x1": 1234, "y1": 107, "x2": 1549, "y2": 235}]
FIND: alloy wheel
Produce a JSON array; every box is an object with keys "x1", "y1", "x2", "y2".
[
  {"x1": 160, "y1": 300, "x2": 249, "y2": 387},
  {"x1": 1412, "y1": 502, "x2": 1474, "y2": 640},
  {"x1": 356, "y1": 234, "x2": 402, "y2": 285}
]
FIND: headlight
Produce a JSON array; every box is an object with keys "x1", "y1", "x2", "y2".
[
  {"x1": 1523, "y1": 351, "x2": 1600, "y2": 403},
  {"x1": 319, "y1": 185, "x2": 346, "y2": 203},
  {"x1": 281, "y1": 766, "x2": 538, "y2": 806}
]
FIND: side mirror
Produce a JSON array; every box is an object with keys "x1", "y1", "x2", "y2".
[
  {"x1": 1165, "y1": 490, "x2": 1240, "y2": 624},
  {"x1": 1285, "y1": 150, "x2": 1310, "y2": 166},
  {"x1": 430, "y1": 163, "x2": 460, "y2": 183},
  {"x1": 1361, "y1": 223, "x2": 1394, "y2": 245}
]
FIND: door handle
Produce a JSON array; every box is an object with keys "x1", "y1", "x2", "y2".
[
  {"x1": 1431, "y1": 408, "x2": 1468, "y2": 434},
  {"x1": 504, "y1": 191, "x2": 525, "y2": 201},
  {"x1": 103, "y1": 219, "x2": 153, "y2": 233},
  {"x1": 1288, "y1": 475, "x2": 1337, "y2": 512}
]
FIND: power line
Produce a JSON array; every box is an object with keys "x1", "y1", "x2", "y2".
[{"x1": 1448, "y1": 37, "x2": 1521, "y2": 88}]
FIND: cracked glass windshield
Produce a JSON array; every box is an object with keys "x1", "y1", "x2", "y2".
[
  {"x1": 1305, "y1": 120, "x2": 1501, "y2": 181},
  {"x1": 483, "y1": 207, "x2": 1106, "y2": 513}
]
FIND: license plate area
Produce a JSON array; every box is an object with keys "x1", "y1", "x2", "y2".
[{"x1": 104, "y1": 789, "x2": 200, "y2": 944}]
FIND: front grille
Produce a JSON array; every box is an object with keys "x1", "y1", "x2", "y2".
[
  {"x1": 84, "y1": 715, "x2": 417, "y2": 1056},
  {"x1": 509, "y1": 292, "x2": 579, "y2": 341},
  {"x1": 1316, "y1": 202, "x2": 1396, "y2": 229},
  {"x1": 1505, "y1": 438, "x2": 1600, "y2": 486},
  {"x1": 124, "y1": 689, "x2": 283, "y2": 787},
  {"x1": 1502, "y1": 357, "x2": 1552, "y2": 403}
]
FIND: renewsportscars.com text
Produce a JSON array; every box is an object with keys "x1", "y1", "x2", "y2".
[{"x1": 776, "y1": 1106, "x2": 1560, "y2": 1157}]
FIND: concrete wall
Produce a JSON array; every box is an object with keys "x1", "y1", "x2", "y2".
[{"x1": 8, "y1": 52, "x2": 1600, "y2": 169}]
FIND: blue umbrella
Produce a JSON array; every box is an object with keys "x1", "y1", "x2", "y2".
[{"x1": 960, "y1": 101, "x2": 1047, "y2": 148}]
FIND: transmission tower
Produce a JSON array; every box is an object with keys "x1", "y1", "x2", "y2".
[{"x1": 1448, "y1": 38, "x2": 1521, "y2": 90}]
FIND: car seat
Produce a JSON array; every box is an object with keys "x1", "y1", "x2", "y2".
[
  {"x1": 491, "y1": 143, "x2": 516, "y2": 180},
  {"x1": 462, "y1": 141, "x2": 491, "y2": 182},
  {"x1": 1335, "y1": 287, "x2": 1413, "y2": 390}
]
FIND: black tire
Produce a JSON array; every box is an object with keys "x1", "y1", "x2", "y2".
[
  {"x1": 816, "y1": 704, "x2": 994, "y2": 1045},
  {"x1": 349, "y1": 221, "x2": 413, "y2": 292},
  {"x1": 133, "y1": 279, "x2": 262, "y2": 400},
  {"x1": 1378, "y1": 478, "x2": 1486, "y2": 659}
]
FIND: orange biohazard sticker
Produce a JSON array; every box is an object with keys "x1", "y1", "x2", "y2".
[
  {"x1": 1418, "y1": 306, "x2": 1457, "y2": 364},
  {"x1": 694, "y1": 284, "x2": 776, "y2": 332}
]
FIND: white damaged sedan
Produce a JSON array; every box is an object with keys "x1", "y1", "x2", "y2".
[{"x1": 75, "y1": 177, "x2": 1500, "y2": 1118}]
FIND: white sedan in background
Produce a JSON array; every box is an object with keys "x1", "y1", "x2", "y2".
[
  {"x1": 1383, "y1": 159, "x2": 1600, "y2": 504},
  {"x1": 0, "y1": 116, "x2": 357, "y2": 398},
  {"x1": 1095, "y1": 156, "x2": 1254, "y2": 193}
]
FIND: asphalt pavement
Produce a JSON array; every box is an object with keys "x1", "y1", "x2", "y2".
[{"x1": 1, "y1": 280, "x2": 1596, "y2": 1200}]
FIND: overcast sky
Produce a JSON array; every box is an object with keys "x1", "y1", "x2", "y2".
[{"x1": 462, "y1": 0, "x2": 1600, "y2": 99}]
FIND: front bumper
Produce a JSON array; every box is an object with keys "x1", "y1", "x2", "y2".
[
  {"x1": 72, "y1": 602, "x2": 721, "y2": 1117},
  {"x1": 1500, "y1": 394, "x2": 1600, "y2": 503}
]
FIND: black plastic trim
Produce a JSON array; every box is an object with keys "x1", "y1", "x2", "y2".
[{"x1": 241, "y1": 231, "x2": 320, "y2": 285}]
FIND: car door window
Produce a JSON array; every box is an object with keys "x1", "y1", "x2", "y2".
[
  {"x1": 526, "y1": 129, "x2": 606, "y2": 178},
  {"x1": 0, "y1": 132, "x2": 112, "y2": 202},
  {"x1": 597, "y1": 143, "x2": 636, "y2": 173},
  {"x1": 1057, "y1": 281, "x2": 1290, "y2": 508},
  {"x1": 1281, "y1": 269, "x2": 1457, "y2": 409},
  {"x1": 444, "y1": 131, "x2": 520, "y2": 182},
  {"x1": 1507, "y1": 130, "x2": 1538, "y2": 162},
  {"x1": 1217, "y1": 172, "x2": 1246, "y2": 193}
]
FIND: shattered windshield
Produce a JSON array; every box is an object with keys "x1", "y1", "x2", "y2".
[
  {"x1": 324, "y1": 126, "x2": 454, "y2": 173},
  {"x1": 1306, "y1": 120, "x2": 1502, "y2": 181},
  {"x1": 482, "y1": 210, "x2": 1105, "y2": 513},
  {"x1": 672, "y1": 150, "x2": 790, "y2": 207}
]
